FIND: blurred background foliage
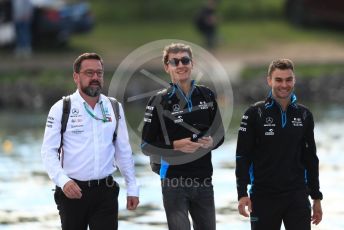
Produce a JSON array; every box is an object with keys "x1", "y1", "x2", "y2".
[
  {"x1": 1, "y1": 0, "x2": 344, "y2": 109},
  {"x1": 90, "y1": 0, "x2": 283, "y2": 23}
]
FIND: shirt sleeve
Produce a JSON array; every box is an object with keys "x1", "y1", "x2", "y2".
[
  {"x1": 207, "y1": 90, "x2": 225, "y2": 150},
  {"x1": 235, "y1": 106, "x2": 256, "y2": 200},
  {"x1": 114, "y1": 102, "x2": 139, "y2": 197},
  {"x1": 41, "y1": 100, "x2": 71, "y2": 188},
  {"x1": 302, "y1": 111, "x2": 323, "y2": 200}
]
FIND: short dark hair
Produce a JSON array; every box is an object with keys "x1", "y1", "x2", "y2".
[
  {"x1": 73, "y1": 53, "x2": 104, "y2": 73},
  {"x1": 268, "y1": 58, "x2": 294, "y2": 76},
  {"x1": 162, "y1": 43, "x2": 193, "y2": 65}
]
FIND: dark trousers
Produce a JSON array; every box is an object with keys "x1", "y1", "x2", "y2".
[
  {"x1": 161, "y1": 177, "x2": 215, "y2": 230},
  {"x1": 54, "y1": 177, "x2": 120, "y2": 230},
  {"x1": 250, "y1": 190, "x2": 311, "y2": 230}
]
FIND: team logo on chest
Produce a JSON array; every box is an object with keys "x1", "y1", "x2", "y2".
[
  {"x1": 199, "y1": 101, "x2": 208, "y2": 110},
  {"x1": 172, "y1": 104, "x2": 180, "y2": 112},
  {"x1": 171, "y1": 104, "x2": 183, "y2": 115},
  {"x1": 71, "y1": 108, "x2": 82, "y2": 118},
  {"x1": 264, "y1": 117, "x2": 275, "y2": 127},
  {"x1": 72, "y1": 108, "x2": 79, "y2": 115},
  {"x1": 292, "y1": 117, "x2": 303, "y2": 127}
]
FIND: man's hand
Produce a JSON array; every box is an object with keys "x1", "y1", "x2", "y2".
[
  {"x1": 63, "y1": 180, "x2": 82, "y2": 199},
  {"x1": 127, "y1": 196, "x2": 139, "y2": 210},
  {"x1": 173, "y1": 138, "x2": 202, "y2": 153},
  {"x1": 238, "y1": 196, "x2": 252, "y2": 217},
  {"x1": 312, "y1": 199, "x2": 322, "y2": 225},
  {"x1": 197, "y1": 136, "x2": 213, "y2": 149}
]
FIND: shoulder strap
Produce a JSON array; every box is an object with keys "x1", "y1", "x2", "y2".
[
  {"x1": 59, "y1": 96, "x2": 71, "y2": 167},
  {"x1": 61, "y1": 96, "x2": 71, "y2": 135},
  {"x1": 108, "y1": 97, "x2": 121, "y2": 142}
]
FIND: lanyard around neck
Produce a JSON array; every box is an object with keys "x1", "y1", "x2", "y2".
[{"x1": 83, "y1": 101, "x2": 110, "y2": 123}]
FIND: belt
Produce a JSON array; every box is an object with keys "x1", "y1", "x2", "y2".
[{"x1": 73, "y1": 175, "x2": 114, "y2": 188}]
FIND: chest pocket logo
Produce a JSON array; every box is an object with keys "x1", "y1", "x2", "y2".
[
  {"x1": 71, "y1": 108, "x2": 79, "y2": 115},
  {"x1": 292, "y1": 117, "x2": 303, "y2": 127},
  {"x1": 199, "y1": 101, "x2": 208, "y2": 110},
  {"x1": 264, "y1": 117, "x2": 276, "y2": 127},
  {"x1": 172, "y1": 104, "x2": 180, "y2": 112}
]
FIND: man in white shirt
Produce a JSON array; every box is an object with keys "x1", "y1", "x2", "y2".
[{"x1": 41, "y1": 53, "x2": 139, "y2": 230}]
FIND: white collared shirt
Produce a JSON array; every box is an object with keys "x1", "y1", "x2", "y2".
[{"x1": 41, "y1": 90, "x2": 139, "y2": 196}]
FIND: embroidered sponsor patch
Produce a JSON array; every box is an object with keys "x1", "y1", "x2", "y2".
[
  {"x1": 172, "y1": 104, "x2": 180, "y2": 112},
  {"x1": 265, "y1": 128, "x2": 274, "y2": 136},
  {"x1": 71, "y1": 108, "x2": 79, "y2": 115},
  {"x1": 264, "y1": 117, "x2": 276, "y2": 127},
  {"x1": 292, "y1": 117, "x2": 303, "y2": 126},
  {"x1": 144, "y1": 112, "x2": 153, "y2": 117},
  {"x1": 239, "y1": 127, "x2": 246, "y2": 132},
  {"x1": 174, "y1": 116, "x2": 183, "y2": 124},
  {"x1": 144, "y1": 117, "x2": 152, "y2": 123},
  {"x1": 146, "y1": 106, "x2": 154, "y2": 111},
  {"x1": 46, "y1": 116, "x2": 55, "y2": 128},
  {"x1": 198, "y1": 101, "x2": 208, "y2": 110},
  {"x1": 72, "y1": 130, "x2": 84, "y2": 134}
]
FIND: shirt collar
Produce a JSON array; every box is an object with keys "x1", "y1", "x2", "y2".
[
  {"x1": 74, "y1": 89, "x2": 106, "y2": 105},
  {"x1": 265, "y1": 91, "x2": 298, "y2": 108},
  {"x1": 170, "y1": 80, "x2": 195, "y2": 96}
]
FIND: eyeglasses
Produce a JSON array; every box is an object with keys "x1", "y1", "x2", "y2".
[
  {"x1": 79, "y1": 70, "x2": 104, "y2": 78},
  {"x1": 167, "y1": 56, "x2": 192, "y2": 67}
]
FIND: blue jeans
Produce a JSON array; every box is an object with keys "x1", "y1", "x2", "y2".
[
  {"x1": 161, "y1": 177, "x2": 215, "y2": 230},
  {"x1": 15, "y1": 21, "x2": 32, "y2": 51}
]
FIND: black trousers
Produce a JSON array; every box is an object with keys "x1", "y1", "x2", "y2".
[
  {"x1": 54, "y1": 177, "x2": 120, "y2": 230},
  {"x1": 250, "y1": 190, "x2": 311, "y2": 230}
]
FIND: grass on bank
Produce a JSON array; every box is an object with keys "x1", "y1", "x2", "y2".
[{"x1": 69, "y1": 19, "x2": 344, "y2": 54}]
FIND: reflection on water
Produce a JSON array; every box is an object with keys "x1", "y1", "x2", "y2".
[{"x1": 0, "y1": 106, "x2": 343, "y2": 230}]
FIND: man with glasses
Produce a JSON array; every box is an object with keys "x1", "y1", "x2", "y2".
[
  {"x1": 141, "y1": 43, "x2": 224, "y2": 230},
  {"x1": 41, "y1": 53, "x2": 139, "y2": 230}
]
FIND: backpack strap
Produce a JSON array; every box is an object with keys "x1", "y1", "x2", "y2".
[
  {"x1": 108, "y1": 97, "x2": 121, "y2": 142},
  {"x1": 59, "y1": 95, "x2": 71, "y2": 167}
]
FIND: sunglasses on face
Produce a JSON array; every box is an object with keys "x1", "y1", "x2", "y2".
[{"x1": 167, "y1": 56, "x2": 192, "y2": 67}]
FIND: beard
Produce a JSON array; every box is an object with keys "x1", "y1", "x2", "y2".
[{"x1": 81, "y1": 81, "x2": 102, "y2": 97}]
